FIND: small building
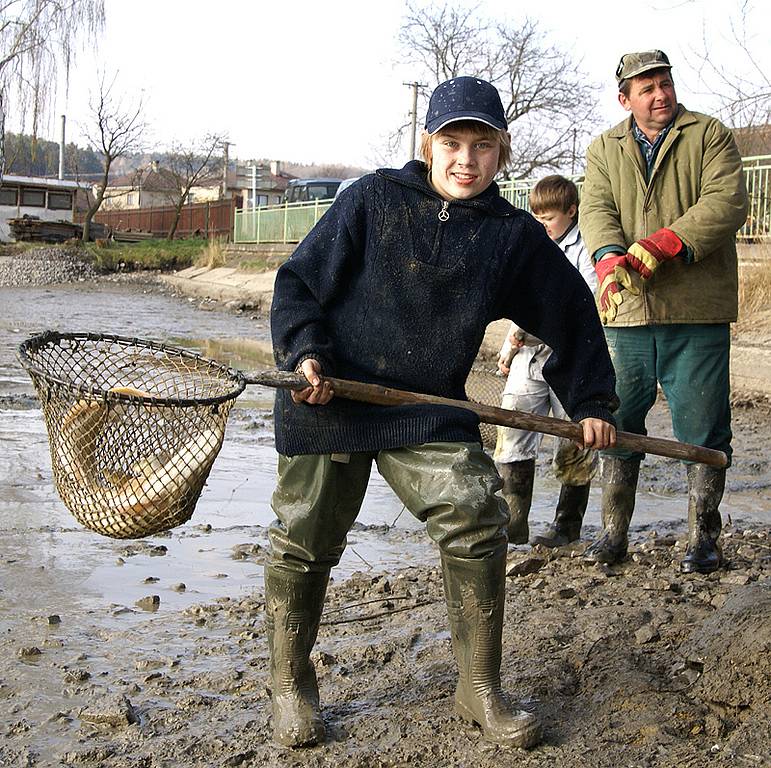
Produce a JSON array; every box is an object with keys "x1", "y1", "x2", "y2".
[
  {"x1": 225, "y1": 160, "x2": 294, "y2": 208},
  {"x1": 100, "y1": 159, "x2": 292, "y2": 211},
  {"x1": 0, "y1": 174, "x2": 89, "y2": 242},
  {"x1": 99, "y1": 163, "x2": 181, "y2": 210}
]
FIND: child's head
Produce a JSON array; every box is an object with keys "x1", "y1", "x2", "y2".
[
  {"x1": 420, "y1": 121, "x2": 512, "y2": 174},
  {"x1": 420, "y1": 77, "x2": 511, "y2": 200},
  {"x1": 529, "y1": 175, "x2": 579, "y2": 241}
]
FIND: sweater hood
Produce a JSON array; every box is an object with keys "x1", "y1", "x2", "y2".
[{"x1": 377, "y1": 160, "x2": 515, "y2": 217}]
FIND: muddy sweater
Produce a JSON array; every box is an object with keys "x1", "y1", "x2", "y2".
[{"x1": 271, "y1": 161, "x2": 617, "y2": 456}]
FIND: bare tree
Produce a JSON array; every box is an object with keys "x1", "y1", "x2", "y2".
[
  {"x1": 690, "y1": 1, "x2": 770, "y2": 145},
  {"x1": 396, "y1": 1, "x2": 600, "y2": 177},
  {"x1": 0, "y1": 0, "x2": 105, "y2": 177},
  {"x1": 161, "y1": 134, "x2": 225, "y2": 240},
  {"x1": 81, "y1": 75, "x2": 146, "y2": 242}
]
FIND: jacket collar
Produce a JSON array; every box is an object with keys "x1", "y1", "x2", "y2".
[
  {"x1": 377, "y1": 160, "x2": 514, "y2": 217},
  {"x1": 609, "y1": 105, "x2": 696, "y2": 183},
  {"x1": 560, "y1": 221, "x2": 581, "y2": 249},
  {"x1": 607, "y1": 104, "x2": 697, "y2": 139}
]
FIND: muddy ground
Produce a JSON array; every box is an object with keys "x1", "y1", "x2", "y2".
[{"x1": 1, "y1": 269, "x2": 769, "y2": 767}]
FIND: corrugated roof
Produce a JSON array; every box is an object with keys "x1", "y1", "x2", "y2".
[{"x1": 1, "y1": 174, "x2": 87, "y2": 190}]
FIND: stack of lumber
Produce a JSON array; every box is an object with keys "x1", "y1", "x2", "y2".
[{"x1": 9, "y1": 216, "x2": 109, "y2": 242}]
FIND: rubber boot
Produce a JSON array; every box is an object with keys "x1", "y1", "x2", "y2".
[
  {"x1": 497, "y1": 460, "x2": 535, "y2": 545},
  {"x1": 680, "y1": 464, "x2": 726, "y2": 574},
  {"x1": 441, "y1": 551, "x2": 542, "y2": 749},
  {"x1": 531, "y1": 483, "x2": 590, "y2": 548},
  {"x1": 582, "y1": 457, "x2": 640, "y2": 565},
  {"x1": 265, "y1": 565, "x2": 329, "y2": 747}
]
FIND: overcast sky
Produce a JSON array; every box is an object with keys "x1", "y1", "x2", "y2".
[{"x1": 35, "y1": 0, "x2": 770, "y2": 169}]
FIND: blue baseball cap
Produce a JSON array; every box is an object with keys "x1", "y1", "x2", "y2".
[{"x1": 425, "y1": 77, "x2": 507, "y2": 134}]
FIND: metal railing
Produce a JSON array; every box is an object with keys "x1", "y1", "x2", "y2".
[
  {"x1": 234, "y1": 198, "x2": 333, "y2": 244},
  {"x1": 740, "y1": 155, "x2": 771, "y2": 241},
  {"x1": 234, "y1": 155, "x2": 771, "y2": 244}
]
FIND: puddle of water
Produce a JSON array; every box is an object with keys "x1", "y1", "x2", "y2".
[
  {"x1": 3, "y1": 397, "x2": 746, "y2": 634},
  {"x1": 0, "y1": 283, "x2": 271, "y2": 396},
  {"x1": 165, "y1": 336, "x2": 275, "y2": 374}
]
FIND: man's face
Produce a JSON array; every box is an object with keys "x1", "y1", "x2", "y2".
[
  {"x1": 429, "y1": 126, "x2": 501, "y2": 201},
  {"x1": 618, "y1": 70, "x2": 678, "y2": 139}
]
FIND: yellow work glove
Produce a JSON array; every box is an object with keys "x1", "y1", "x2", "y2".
[{"x1": 626, "y1": 228, "x2": 684, "y2": 280}]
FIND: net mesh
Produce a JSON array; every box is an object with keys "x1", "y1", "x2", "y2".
[
  {"x1": 465, "y1": 365, "x2": 506, "y2": 450},
  {"x1": 19, "y1": 332, "x2": 245, "y2": 539}
]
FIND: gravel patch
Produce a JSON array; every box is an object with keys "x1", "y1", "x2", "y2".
[{"x1": 0, "y1": 246, "x2": 99, "y2": 286}]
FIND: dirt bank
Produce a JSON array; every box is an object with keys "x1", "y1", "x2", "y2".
[{"x1": 1, "y1": 521, "x2": 768, "y2": 767}]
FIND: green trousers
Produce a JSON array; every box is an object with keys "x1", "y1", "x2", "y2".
[
  {"x1": 268, "y1": 442, "x2": 509, "y2": 573},
  {"x1": 603, "y1": 323, "x2": 732, "y2": 464}
]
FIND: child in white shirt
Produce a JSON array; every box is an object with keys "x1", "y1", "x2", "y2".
[{"x1": 495, "y1": 175, "x2": 599, "y2": 547}]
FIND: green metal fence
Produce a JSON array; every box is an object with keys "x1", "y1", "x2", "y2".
[
  {"x1": 234, "y1": 154, "x2": 771, "y2": 244},
  {"x1": 234, "y1": 199, "x2": 333, "y2": 244}
]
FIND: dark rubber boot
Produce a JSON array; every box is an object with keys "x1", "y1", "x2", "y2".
[
  {"x1": 497, "y1": 460, "x2": 535, "y2": 545},
  {"x1": 583, "y1": 457, "x2": 640, "y2": 565},
  {"x1": 531, "y1": 483, "x2": 590, "y2": 548},
  {"x1": 441, "y1": 551, "x2": 542, "y2": 749},
  {"x1": 265, "y1": 565, "x2": 329, "y2": 747},
  {"x1": 680, "y1": 464, "x2": 726, "y2": 574}
]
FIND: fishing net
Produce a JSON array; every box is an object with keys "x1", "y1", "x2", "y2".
[
  {"x1": 18, "y1": 331, "x2": 245, "y2": 539},
  {"x1": 465, "y1": 365, "x2": 506, "y2": 451}
]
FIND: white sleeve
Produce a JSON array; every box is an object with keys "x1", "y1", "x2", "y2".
[
  {"x1": 574, "y1": 237, "x2": 598, "y2": 292},
  {"x1": 499, "y1": 321, "x2": 519, "y2": 358}
]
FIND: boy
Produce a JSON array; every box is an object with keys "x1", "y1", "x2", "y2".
[
  {"x1": 267, "y1": 77, "x2": 617, "y2": 750},
  {"x1": 495, "y1": 176, "x2": 599, "y2": 548}
]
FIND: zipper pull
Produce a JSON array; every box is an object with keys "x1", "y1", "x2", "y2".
[{"x1": 438, "y1": 200, "x2": 450, "y2": 221}]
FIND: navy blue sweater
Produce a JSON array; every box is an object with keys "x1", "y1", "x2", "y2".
[{"x1": 271, "y1": 161, "x2": 617, "y2": 456}]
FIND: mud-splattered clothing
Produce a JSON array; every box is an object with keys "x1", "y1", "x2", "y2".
[
  {"x1": 269, "y1": 443, "x2": 509, "y2": 571},
  {"x1": 271, "y1": 160, "x2": 617, "y2": 457},
  {"x1": 580, "y1": 105, "x2": 747, "y2": 326}
]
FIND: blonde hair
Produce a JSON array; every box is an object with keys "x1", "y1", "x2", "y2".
[
  {"x1": 420, "y1": 120, "x2": 511, "y2": 173},
  {"x1": 529, "y1": 175, "x2": 579, "y2": 215}
]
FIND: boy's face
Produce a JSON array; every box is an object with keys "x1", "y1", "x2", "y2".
[
  {"x1": 533, "y1": 205, "x2": 576, "y2": 241},
  {"x1": 429, "y1": 126, "x2": 500, "y2": 201}
]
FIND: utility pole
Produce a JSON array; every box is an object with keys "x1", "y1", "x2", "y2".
[
  {"x1": 571, "y1": 128, "x2": 577, "y2": 176},
  {"x1": 403, "y1": 81, "x2": 426, "y2": 161},
  {"x1": 58, "y1": 115, "x2": 66, "y2": 180},
  {"x1": 221, "y1": 141, "x2": 233, "y2": 199}
]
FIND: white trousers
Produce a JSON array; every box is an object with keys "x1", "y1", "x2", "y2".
[{"x1": 493, "y1": 353, "x2": 596, "y2": 486}]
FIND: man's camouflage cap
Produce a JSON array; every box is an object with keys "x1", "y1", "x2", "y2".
[{"x1": 615, "y1": 50, "x2": 671, "y2": 86}]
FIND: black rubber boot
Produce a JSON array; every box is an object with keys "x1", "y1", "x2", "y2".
[
  {"x1": 497, "y1": 460, "x2": 535, "y2": 545},
  {"x1": 265, "y1": 565, "x2": 329, "y2": 747},
  {"x1": 583, "y1": 457, "x2": 640, "y2": 565},
  {"x1": 680, "y1": 464, "x2": 726, "y2": 574},
  {"x1": 441, "y1": 551, "x2": 542, "y2": 749},
  {"x1": 531, "y1": 483, "x2": 590, "y2": 548}
]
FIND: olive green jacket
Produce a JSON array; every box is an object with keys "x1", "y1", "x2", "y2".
[{"x1": 579, "y1": 106, "x2": 748, "y2": 325}]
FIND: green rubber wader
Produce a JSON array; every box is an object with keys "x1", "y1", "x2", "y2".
[{"x1": 441, "y1": 550, "x2": 542, "y2": 749}]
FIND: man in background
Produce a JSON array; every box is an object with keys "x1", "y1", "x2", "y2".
[{"x1": 579, "y1": 50, "x2": 748, "y2": 573}]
